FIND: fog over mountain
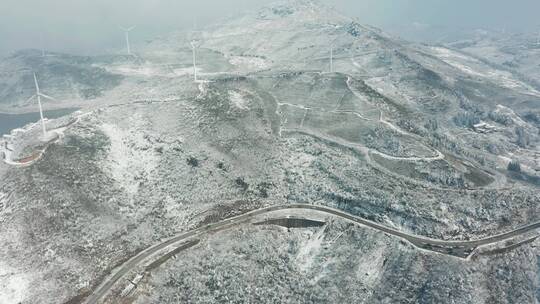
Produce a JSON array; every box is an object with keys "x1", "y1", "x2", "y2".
[{"x1": 1, "y1": 0, "x2": 540, "y2": 55}]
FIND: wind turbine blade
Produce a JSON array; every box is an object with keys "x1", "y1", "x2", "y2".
[
  {"x1": 39, "y1": 93, "x2": 56, "y2": 101},
  {"x1": 119, "y1": 25, "x2": 136, "y2": 32},
  {"x1": 25, "y1": 95, "x2": 36, "y2": 104},
  {"x1": 33, "y1": 73, "x2": 40, "y2": 93},
  {"x1": 190, "y1": 40, "x2": 200, "y2": 49}
]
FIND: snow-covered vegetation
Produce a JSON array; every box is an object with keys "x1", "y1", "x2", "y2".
[{"x1": 0, "y1": 0, "x2": 539, "y2": 303}]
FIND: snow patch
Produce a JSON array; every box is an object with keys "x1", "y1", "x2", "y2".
[
  {"x1": 108, "y1": 65, "x2": 162, "y2": 77},
  {"x1": 105, "y1": 64, "x2": 199, "y2": 78},
  {"x1": 228, "y1": 90, "x2": 250, "y2": 110},
  {"x1": 444, "y1": 60, "x2": 486, "y2": 77},
  {"x1": 295, "y1": 226, "x2": 325, "y2": 272},
  {"x1": 100, "y1": 117, "x2": 159, "y2": 199},
  {"x1": 431, "y1": 47, "x2": 540, "y2": 95},
  {"x1": 229, "y1": 56, "x2": 271, "y2": 70},
  {"x1": 431, "y1": 47, "x2": 479, "y2": 63},
  {"x1": 0, "y1": 263, "x2": 30, "y2": 304},
  {"x1": 494, "y1": 105, "x2": 529, "y2": 127},
  {"x1": 173, "y1": 66, "x2": 201, "y2": 77},
  {"x1": 355, "y1": 245, "x2": 385, "y2": 288},
  {"x1": 286, "y1": 151, "x2": 316, "y2": 173}
]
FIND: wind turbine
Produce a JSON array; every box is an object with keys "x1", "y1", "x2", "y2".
[
  {"x1": 39, "y1": 35, "x2": 52, "y2": 57},
  {"x1": 330, "y1": 45, "x2": 334, "y2": 73},
  {"x1": 190, "y1": 40, "x2": 200, "y2": 82},
  {"x1": 119, "y1": 26, "x2": 136, "y2": 55},
  {"x1": 26, "y1": 73, "x2": 56, "y2": 137},
  {"x1": 39, "y1": 35, "x2": 46, "y2": 57}
]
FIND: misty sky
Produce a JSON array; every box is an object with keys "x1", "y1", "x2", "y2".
[{"x1": 1, "y1": 0, "x2": 540, "y2": 55}]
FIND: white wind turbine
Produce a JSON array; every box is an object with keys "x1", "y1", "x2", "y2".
[
  {"x1": 39, "y1": 35, "x2": 55, "y2": 58},
  {"x1": 190, "y1": 40, "x2": 200, "y2": 82},
  {"x1": 39, "y1": 35, "x2": 46, "y2": 57},
  {"x1": 330, "y1": 45, "x2": 334, "y2": 73},
  {"x1": 26, "y1": 73, "x2": 56, "y2": 138},
  {"x1": 119, "y1": 26, "x2": 136, "y2": 55}
]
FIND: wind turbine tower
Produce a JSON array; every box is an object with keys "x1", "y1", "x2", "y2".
[
  {"x1": 120, "y1": 26, "x2": 136, "y2": 55},
  {"x1": 39, "y1": 35, "x2": 46, "y2": 57},
  {"x1": 190, "y1": 41, "x2": 199, "y2": 82},
  {"x1": 26, "y1": 73, "x2": 56, "y2": 137},
  {"x1": 330, "y1": 45, "x2": 334, "y2": 73}
]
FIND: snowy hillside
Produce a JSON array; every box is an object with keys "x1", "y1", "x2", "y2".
[{"x1": 0, "y1": 1, "x2": 539, "y2": 304}]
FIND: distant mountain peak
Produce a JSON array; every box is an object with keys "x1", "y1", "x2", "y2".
[
  {"x1": 258, "y1": 0, "x2": 349, "y2": 23},
  {"x1": 268, "y1": 0, "x2": 321, "y2": 10}
]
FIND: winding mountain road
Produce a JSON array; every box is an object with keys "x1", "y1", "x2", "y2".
[{"x1": 83, "y1": 203, "x2": 540, "y2": 304}]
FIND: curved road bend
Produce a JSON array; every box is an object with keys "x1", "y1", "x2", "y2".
[{"x1": 84, "y1": 203, "x2": 540, "y2": 304}]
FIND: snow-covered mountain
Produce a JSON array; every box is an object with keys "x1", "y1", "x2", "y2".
[{"x1": 0, "y1": 1, "x2": 539, "y2": 303}]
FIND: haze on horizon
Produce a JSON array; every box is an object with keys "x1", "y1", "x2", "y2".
[{"x1": 1, "y1": 0, "x2": 540, "y2": 55}]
